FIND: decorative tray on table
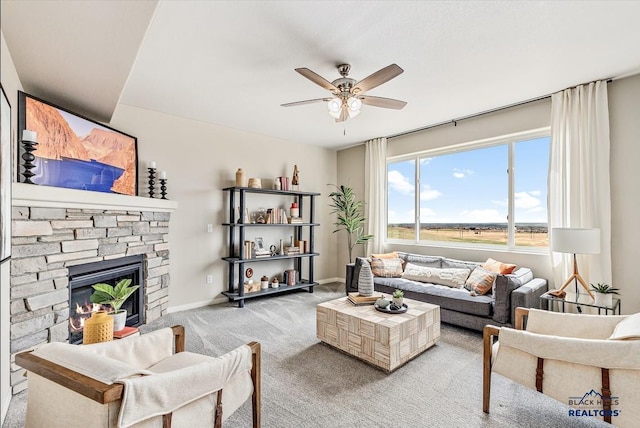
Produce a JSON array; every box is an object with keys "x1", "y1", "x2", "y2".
[{"x1": 374, "y1": 303, "x2": 408, "y2": 314}]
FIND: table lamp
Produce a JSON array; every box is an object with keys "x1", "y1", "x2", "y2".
[{"x1": 551, "y1": 228, "x2": 600, "y2": 299}]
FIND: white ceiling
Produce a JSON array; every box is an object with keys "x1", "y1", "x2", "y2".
[{"x1": 3, "y1": 1, "x2": 640, "y2": 149}]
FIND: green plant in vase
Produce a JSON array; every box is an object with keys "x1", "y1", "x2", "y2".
[
  {"x1": 328, "y1": 184, "x2": 373, "y2": 264},
  {"x1": 590, "y1": 282, "x2": 619, "y2": 308},
  {"x1": 90, "y1": 279, "x2": 139, "y2": 331},
  {"x1": 392, "y1": 289, "x2": 404, "y2": 309}
]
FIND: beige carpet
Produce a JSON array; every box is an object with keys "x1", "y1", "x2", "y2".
[{"x1": 3, "y1": 282, "x2": 609, "y2": 427}]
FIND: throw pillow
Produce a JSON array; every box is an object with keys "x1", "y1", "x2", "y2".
[
  {"x1": 465, "y1": 266, "x2": 498, "y2": 295},
  {"x1": 371, "y1": 252, "x2": 399, "y2": 259},
  {"x1": 608, "y1": 313, "x2": 640, "y2": 340},
  {"x1": 402, "y1": 263, "x2": 470, "y2": 288},
  {"x1": 482, "y1": 257, "x2": 517, "y2": 274},
  {"x1": 370, "y1": 258, "x2": 404, "y2": 278}
]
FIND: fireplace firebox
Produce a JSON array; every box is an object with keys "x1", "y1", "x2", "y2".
[{"x1": 68, "y1": 255, "x2": 144, "y2": 344}]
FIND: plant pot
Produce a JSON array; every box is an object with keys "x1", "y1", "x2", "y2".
[
  {"x1": 110, "y1": 310, "x2": 127, "y2": 332},
  {"x1": 594, "y1": 292, "x2": 613, "y2": 308},
  {"x1": 345, "y1": 263, "x2": 355, "y2": 295},
  {"x1": 393, "y1": 297, "x2": 404, "y2": 308}
]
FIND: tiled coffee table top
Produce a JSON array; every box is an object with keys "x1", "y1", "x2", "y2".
[{"x1": 316, "y1": 297, "x2": 440, "y2": 372}]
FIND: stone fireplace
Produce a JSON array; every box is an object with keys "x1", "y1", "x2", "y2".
[{"x1": 9, "y1": 183, "x2": 177, "y2": 394}]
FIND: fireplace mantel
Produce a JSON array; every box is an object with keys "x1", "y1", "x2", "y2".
[{"x1": 12, "y1": 182, "x2": 178, "y2": 212}]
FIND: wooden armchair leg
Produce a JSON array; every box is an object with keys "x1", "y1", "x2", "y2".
[
  {"x1": 483, "y1": 325, "x2": 500, "y2": 413},
  {"x1": 249, "y1": 342, "x2": 261, "y2": 428}
]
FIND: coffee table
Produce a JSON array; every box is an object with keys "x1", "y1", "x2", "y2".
[{"x1": 316, "y1": 297, "x2": 440, "y2": 372}]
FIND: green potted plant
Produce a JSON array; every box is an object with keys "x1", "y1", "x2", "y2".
[
  {"x1": 590, "y1": 283, "x2": 619, "y2": 308},
  {"x1": 90, "y1": 279, "x2": 140, "y2": 331},
  {"x1": 328, "y1": 184, "x2": 373, "y2": 292},
  {"x1": 392, "y1": 289, "x2": 404, "y2": 309}
]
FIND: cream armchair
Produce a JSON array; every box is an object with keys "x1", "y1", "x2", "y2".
[
  {"x1": 16, "y1": 326, "x2": 261, "y2": 428},
  {"x1": 483, "y1": 308, "x2": 640, "y2": 427}
]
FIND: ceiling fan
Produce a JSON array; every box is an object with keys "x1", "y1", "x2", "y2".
[{"x1": 281, "y1": 63, "x2": 407, "y2": 122}]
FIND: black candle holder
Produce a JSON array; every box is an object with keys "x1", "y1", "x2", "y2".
[
  {"x1": 21, "y1": 139, "x2": 39, "y2": 184},
  {"x1": 160, "y1": 178, "x2": 168, "y2": 200},
  {"x1": 148, "y1": 168, "x2": 156, "y2": 198}
]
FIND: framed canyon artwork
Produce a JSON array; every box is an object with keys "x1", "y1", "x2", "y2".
[
  {"x1": 1, "y1": 84, "x2": 11, "y2": 263},
  {"x1": 17, "y1": 91, "x2": 138, "y2": 196}
]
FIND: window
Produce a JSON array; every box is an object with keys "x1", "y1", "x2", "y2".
[{"x1": 387, "y1": 130, "x2": 550, "y2": 249}]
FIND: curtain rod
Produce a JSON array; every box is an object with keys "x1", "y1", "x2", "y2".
[{"x1": 386, "y1": 78, "x2": 613, "y2": 140}]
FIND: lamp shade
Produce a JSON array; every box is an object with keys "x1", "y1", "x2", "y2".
[{"x1": 551, "y1": 228, "x2": 600, "y2": 254}]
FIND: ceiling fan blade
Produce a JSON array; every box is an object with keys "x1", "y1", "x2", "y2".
[
  {"x1": 281, "y1": 98, "x2": 331, "y2": 107},
  {"x1": 335, "y1": 107, "x2": 348, "y2": 122},
  {"x1": 360, "y1": 95, "x2": 407, "y2": 110},
  {"x1": 352, "y1": 64, "x2": 404, "y2": 94},
  {"x1": 295, "y1": 68, "x2": 340, "y2": 94}
]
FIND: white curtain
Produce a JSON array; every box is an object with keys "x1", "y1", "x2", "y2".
[
  {"x1": 549, "y1": 81, "x2": 612, "y2": 290},
  {"x1": 365, "y1": 137, "x2": 387, "y2": 255}
]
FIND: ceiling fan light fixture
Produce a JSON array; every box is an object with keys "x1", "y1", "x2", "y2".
[
  {"x1": 347, "y1": 97, "x2": 362, "y2": 113},
  {"x1": 327, "y1": 98, "x2": 341, "y2": 113}
]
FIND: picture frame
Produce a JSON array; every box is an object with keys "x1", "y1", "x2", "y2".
[
  {"x1": 17, "y1": 91, "x2": 138, "y2": 196},
  {"x1": 254, "y1": 237, "x2": 265, "y2": 251},
  {"x1": 0, "y1": 83, "x2": 11, "y2": 263}
]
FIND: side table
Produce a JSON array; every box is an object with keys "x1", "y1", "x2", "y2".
[{"x1": 540, "y1": 291, "x2": 621, "y2": 315}]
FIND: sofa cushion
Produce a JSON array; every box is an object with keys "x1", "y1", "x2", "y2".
[
  {"x1": 371, "y1": 252, "x2": 399, "y2": 259},
  {"x1": 401, "y1": 263, "x2": 470, "y2": 288},
  {"x1": 442, "y1": 258, "x2": 481, "y2": 272},
  {"x1": 465, "y1": 267, "x2": 498, "y2": 295},
  {"x1": 482, "y1": 258, "x2": 517, "y2": 274},
  {"x1": 403, "y1": 253, "x2": 443, "y2": 268},
  {"x1": 492, "y1": 267, "x2": 534, "y2": 324},
  {"x1": 370, "y1": 257, "x2": 403, "y2": 278},
  {"x1": 608, "y1": 313, "x2": 640, "y2": 340},
  {"x1": 374, "y1": 277, "x2": 493, "y2": 317}
]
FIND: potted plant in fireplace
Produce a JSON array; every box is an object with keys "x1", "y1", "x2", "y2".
[{"x1": 90, "y1": 278, "x2": 139, "y2": 331}]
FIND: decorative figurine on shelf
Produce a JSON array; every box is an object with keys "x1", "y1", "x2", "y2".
[
  {"x1": 159, "y1": 170, "x2": 168, "y2": 200},
  {"x1": 235, "y1": 168, "x2": 246, "y2": 187},
  {"x1": 21, "y1": 130, "x2": 39, "y2": 184},
  {"x1": 147, "y1": 161, "x2": 156, "y2": 198},
  {"x1": 292, "y1": 165, "x2": 300, "y2": 190}
]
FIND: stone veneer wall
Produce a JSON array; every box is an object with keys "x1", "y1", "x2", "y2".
[{"x1": 9, "y1": 207, "x2": 171, "y2": 394}]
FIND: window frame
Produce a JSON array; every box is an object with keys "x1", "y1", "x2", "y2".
[{"x1": 385, "y1": 127, "x2": 550, "y2": 253}]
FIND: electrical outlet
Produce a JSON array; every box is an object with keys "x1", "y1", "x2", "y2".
[
  {"x1": 207, "y1": 224, "x2": 214, "y2": 233},
  {"x1": 206, "y1": 274, "x2": 213, "y2": 284}
]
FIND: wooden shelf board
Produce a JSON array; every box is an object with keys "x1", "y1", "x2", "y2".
[{"x1": 222, "y1": 281, "x2": 318, "y2": 301}]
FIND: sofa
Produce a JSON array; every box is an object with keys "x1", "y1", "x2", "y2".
[{"x1": 349, "y1": 251, "x2": 548, "y2": 331}]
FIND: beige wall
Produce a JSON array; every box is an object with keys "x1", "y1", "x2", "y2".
[
  {"x1": 337, "y1": 78, "x2": 640, "y2": 314},
  {"x1": 111, "y1": 104, "x2": 338, "y2": 310},
  {"x1": 608, "y1": 74, "x2": 640, "y2": 314},
  {"x1": 335, "y1": 144, "x2": 366, "y2": 267},
  {"x1": 1, "y1": 30, "x2": 22, "y2": 422}
]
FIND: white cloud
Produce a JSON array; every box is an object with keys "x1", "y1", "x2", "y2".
[
  {"x1": 459, "y1": 209, "x2": 505, "y2": 222},
  {"x1": 530, "y1": 190, "x2": 542, "y2": 196},
  {"x1": 491, "y1": 199, "x2": 507, "y2": 207},
  {"x1": 420, "y1": 184, "x2": 442, "y2": 201},
  {"x1": 419, "y1": 158, "x2": 432, "y2": 165},
  {"x1": 388, "y1": 208, "x2": 414, "y2": 224},
  {"x1": 453, "y1": 168, "x2": 473, "y2": 179},
  {"x1": 515, "y1": 191, "x2": 541, "y2": 209},
  {"x1": 420, "y1": 208, "x2": 437, "y2": 221},
  {"x1": 387, "y1": 170, "x2": 414, "y2": 195}
]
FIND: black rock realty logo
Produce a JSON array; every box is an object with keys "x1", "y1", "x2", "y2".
[{"x1": 568, "y1": 389, "x2": 620, "y2": 418}]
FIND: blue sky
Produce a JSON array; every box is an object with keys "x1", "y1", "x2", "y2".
[{"x1": 387, "y1": 137, "x2": 549, "y2": 224}]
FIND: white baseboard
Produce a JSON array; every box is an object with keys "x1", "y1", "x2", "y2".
[{"x1": 167, "y1": 278, "x2": 343, "y2": 313}]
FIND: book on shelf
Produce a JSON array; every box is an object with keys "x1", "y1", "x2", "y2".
[
  {"x1": 347, "y1": 292, "x2": 378, "y2": 306},
  {"x1": 289, "y1": 217, "x2": 303, "y2": 224}
]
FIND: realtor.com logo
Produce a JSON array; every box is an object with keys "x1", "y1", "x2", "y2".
[{"x1": 568, "y1": 389, "x2": 620, "y2": 418}]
